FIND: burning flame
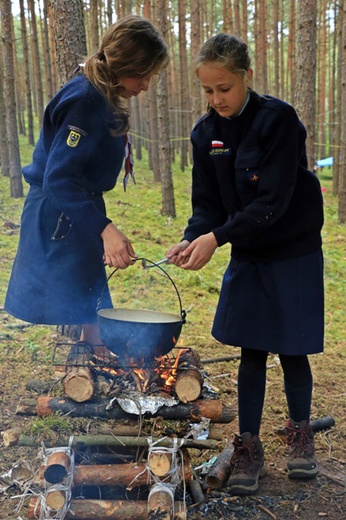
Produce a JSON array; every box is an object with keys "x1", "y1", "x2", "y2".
[
  {"x1": 161, "y1": 348, "x2": 188, "y2": 388},
  {"x1": 92, "y1": 342, "x2": 188, "y2": 394}
]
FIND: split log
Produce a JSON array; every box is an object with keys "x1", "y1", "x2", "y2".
[
  {"x1": 2, "y1": 428, "x2": 20, "y2": 447},
  {"x1": 206, "y1": 439, "x2": 234, "y2": 489},
  {"x1": 46, "y1": 490, "x2": 66, "y2": 510},
  {"x1": 11, "y1": 433, "x2": 215, "y2": 451},
  {"x1": 36, "y1": 395, "x2": 236, "y2": 423},
  {"x1": 28, "y1": 498, "x2": 185, "y2": 519},
  {"x1": 63, "y1": 342, "x2": 94, "y2": 402},
  {"x1": 148, "y1": 487, "x2": 173, "y2": 520},
  {"x1": 43, "y1": 451, "x2": 72, "y2": 484},
  {"x1": 174, "y1": 349, "x2": 203, "y2": 403}
]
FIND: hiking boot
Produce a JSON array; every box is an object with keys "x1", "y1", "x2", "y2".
[
  {"x1": 226, "y1": 432, "x2": 266, "y2": 495},
  {"x1": 285, "y1": 419, "x2": 318, "y2": 479}
]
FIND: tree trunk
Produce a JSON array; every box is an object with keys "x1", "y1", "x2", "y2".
[
  {"x1": 339, "y1": 0, "x2": 346, "y2": 222},
  {"x1": 0, "y1": 0, "x2": 23, "y2": 196},
  {"x1": 50, "y1": 0, "x2": 87, "y2": 87},
  {"x1": 0, "y1": 40, "x2": 10, "y2": 178},
  {"x1": 28, "y1": 0, "x2": 44, "y2": 126},
  {"x1": 19, "y1": 0, "x2": 35, "y2": 146},
  {"x1": 156, "y1": 0, "x2": 176, "y2": 218},
  {"x1": 294, "y1": 0, "x2": 317, "y2": 170}
]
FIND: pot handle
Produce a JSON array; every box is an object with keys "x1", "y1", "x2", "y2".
[{"x1": 97, "y1": 258, "x2": 186, "y2": 323}]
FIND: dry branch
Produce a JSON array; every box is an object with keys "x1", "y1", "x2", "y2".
[{"x1": 4, "y1": 433, "x2": 218, "y2": 451}]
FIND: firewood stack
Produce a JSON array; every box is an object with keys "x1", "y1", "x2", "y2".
[{"x1": 2, "y1": 343, "x2": 237, "y2": 519}]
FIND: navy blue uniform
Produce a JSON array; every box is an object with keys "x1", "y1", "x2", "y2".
[
  {"x1": 184, "y1": 91, "x2": 324, "y2": 355},
  {"x1": 5, "y1": 74, "x2": 125, "y2": 324}
]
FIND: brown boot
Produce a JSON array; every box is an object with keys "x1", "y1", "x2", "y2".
[
  {"x1": 226, "y1": 432, "x2": 266, "y2": 495},
  {"x1": 285, "y1": 419, "x2": 318, "y2": 479}
]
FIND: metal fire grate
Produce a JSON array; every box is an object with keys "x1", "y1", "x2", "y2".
[{"x1": 51, "y1": 341, "x2": 180, "y2": 371}]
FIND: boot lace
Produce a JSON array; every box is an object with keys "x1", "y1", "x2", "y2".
[
  {"x1": 286, "y1": 426, "x2": 313, "y2": 457},
  {"x1": 232, "y1": 440, "x2": 255, "y2": 471}
]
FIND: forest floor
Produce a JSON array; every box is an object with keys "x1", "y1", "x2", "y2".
[
  {"x1": 1, "y1": 168, "x2": 345, "y2": 519},
  {"x1": 0, "y1": 315, "x2": 345, "y2": 520}
]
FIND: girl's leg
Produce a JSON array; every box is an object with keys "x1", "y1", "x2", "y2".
[
  {"x1": 238, "y1": 348, "x2": 268, "y2": 435},
  {"x1": 226, "y1": 347, "x2": 268, "y2": 495},
  {"x1": 279, "y1": 354, "x2": 312, "y2": 422}
]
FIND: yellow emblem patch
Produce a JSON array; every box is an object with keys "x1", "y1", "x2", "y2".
[{"x1": 67, "y1": 130, "x2": 81, "y2": 147}]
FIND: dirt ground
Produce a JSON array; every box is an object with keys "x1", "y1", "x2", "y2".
[{"x1": 0, "y1": 313, "x2": 345, "y2": 519}]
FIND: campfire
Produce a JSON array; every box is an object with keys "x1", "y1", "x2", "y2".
[
  {"x1": 3, "y1": 340, "x2": 237, "y2": 520},
  {"x1": 52, "y1": 341, "x2": 207, "y2": 405}
]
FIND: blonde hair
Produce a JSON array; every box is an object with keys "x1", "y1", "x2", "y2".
[{"x1": 84, "y1": 15, "x2": 168, "y2": 134}]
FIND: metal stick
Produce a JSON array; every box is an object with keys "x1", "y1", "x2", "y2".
[{"x1": 141, "y1": 257, "x2": 168, "y2": 269}]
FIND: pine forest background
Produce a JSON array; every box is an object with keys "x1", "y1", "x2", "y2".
[{"x1": 1, "y1": 0, "x2": 346, "y2": 223}]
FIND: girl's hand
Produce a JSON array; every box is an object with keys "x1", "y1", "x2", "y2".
[
  {"x1": 178, "y1": 232, "x2": 218, "y2": 270},
  {"x1": 101, "y1": 223, "x2": 137, "y2": 268},
  {"x1": 165, "y1": 240, "x2": 190, "y2": 267}
]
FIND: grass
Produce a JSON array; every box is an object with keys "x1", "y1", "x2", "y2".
[{"x1": 0, "y1": 141, "x2": 345, "y2": 354}]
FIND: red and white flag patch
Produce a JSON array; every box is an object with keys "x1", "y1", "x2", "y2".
[{"x1": 211, "y1": 140, "x2": 224, "y2": 148}]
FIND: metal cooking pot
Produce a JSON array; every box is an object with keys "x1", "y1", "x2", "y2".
[{"x1": 97, "y1": 258, "x2": 186, "y2": 359}]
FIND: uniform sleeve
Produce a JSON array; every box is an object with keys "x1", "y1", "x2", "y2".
[
  {"x1": 212, "y1": 104, "x2": 302, "y2": 247},
  {"x1": 42, "y1": 90, "x2": 120, "y2": 236}
]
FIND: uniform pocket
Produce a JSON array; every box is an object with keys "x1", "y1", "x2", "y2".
[
  {"x1": 51, "y1": 213, "x2": 73, "y2": 240},
  {"x1": 234, "y1": 148, "x2": 262, "y2": 193}
]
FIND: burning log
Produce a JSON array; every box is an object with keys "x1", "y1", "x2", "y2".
[
  {"x1": 36, "y1": 395, "x2": 236, "y2": 423},
  {"x1": 174, "y1": 349, "x2": 203, "y2": 403},
  {"x1": 63, "y1": 342, "x2": 95, "y2": 402},
  {"x1": 28, "y1": 498, "x2": 185, "y2": 519},
  {"x1": 205, "y1": 439, "x2": 235, "y2": 489},
  {"x1": 43, "y1": 451, "x2": 72, "y2": 484}
]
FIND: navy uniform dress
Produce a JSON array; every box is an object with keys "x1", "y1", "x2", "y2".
[
  {"x1": 5, "y1": 74, "x2": 125, "y2": 325},
  {"x1": 183, "y1": 91, "x2": 324, "y2": 355}
]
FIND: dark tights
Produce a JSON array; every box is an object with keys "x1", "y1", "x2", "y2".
[{"x1": 238, "y1": 348, "x2": 313, "y2": 436}]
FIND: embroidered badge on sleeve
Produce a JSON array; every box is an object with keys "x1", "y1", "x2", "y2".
[{"x1": 66, "y1": 125, "x2": 87, "y2": 148}]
